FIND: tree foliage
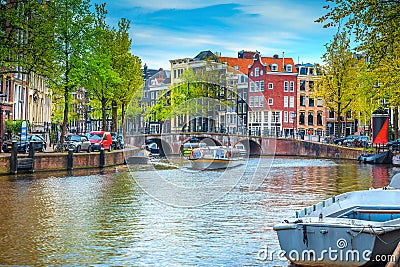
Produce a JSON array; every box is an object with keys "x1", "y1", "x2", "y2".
[
  {"x1": 315, "y1": 31, "x2": 358, "y2": 137},
  {"x1": 317, "y1": 0, "x2": 400, "y2": 137},
  {"x1": 51, "y1": 0, "x2": 93, "y2": 142},
  {"x1": 0, "y1": 0, "x2": 54, "y2": 76}
]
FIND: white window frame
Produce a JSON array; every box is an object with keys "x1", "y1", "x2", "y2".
[
  {"x1": 271, "y1": 64, "x2": 278, "y2": 72},
  {"x1": 290, "y1": 81, "x2": 294, "y2": 92},
  {"x1": 284, "y1": 111, "x2": 289, "y2": 123},
  {"x1": 255, "y1": 67, "x2": 259, "y2": 77},
  {"x1": 289, "y1": 96, "x2": 295, "y2": 108},
  {"x1": 286, "y1": 64, "x2": 293, "y2": 72},
  {"x1": 268, "y1": 98, "x2": 273, "y2": 105},
  {"x1": 260, "y1": 81, "x2": 265, "y2": 91},
  {"x1": 284, "y1": 96, "x2": 288, "y2": 108},
  {"x1": 284, "y1": 81, "x2": 289, "y2": 92},
  {"x1": 268, "y1": 83, "x2": 273, "y2": 90}
]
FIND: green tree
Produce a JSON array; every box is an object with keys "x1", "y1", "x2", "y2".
[
  {"x1": 109, "y1": 18, "x2": 142, "y2": 133},
  {"x1": 51, "y1": 0, "x2": 93, "y2": 143},
  {"x1": 315, "y1": 31, "x2": 358, "y2": 137},
  {"x1": 82, "y1": 3, "x2": 120, "y2": 131},
  {"x1": 317, "y1": 0, "x2": 400, "y2": 138},
  {"x1": 0, "y1": 0, "x2": 54, "y2": 76}
]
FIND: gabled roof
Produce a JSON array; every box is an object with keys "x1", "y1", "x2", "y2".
[
  {"x1": 219, "y1": 55, "x2": 297, "y2": 74},
  {"x1": 219, "y1": 57, "x2": 253, "y2": 74},
  {"x1": 192, "y1": 50, "x2": 218, "y2": 62}
]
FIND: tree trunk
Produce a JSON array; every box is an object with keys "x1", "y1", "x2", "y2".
[
  {"x1": 61, "y1": 71, "x2": 69, "y2": 145},
  {"x1": 394, "y1": 106, "x2": 399, "y2": 140},
  {"x1": 111, "y1": 100, "x2": 118, "y2": 132},
  {"x1": 101, "y1": 97, "x2": 107, "y2": 131},
  {"x1": 121, "y1": 103, "x2": 125, "y2": 134}
]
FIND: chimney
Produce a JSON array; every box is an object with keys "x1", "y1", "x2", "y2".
[
  {"x1": 273, "y1": 54, "x2": 279, "y2": 60},
  {"x1": 282, "y1": 52, "x2": 285, "y2": 70}
]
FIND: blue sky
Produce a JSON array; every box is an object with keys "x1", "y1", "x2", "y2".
[{"x1": 90, "y1": 0, "x2": 337, "y2": 70}]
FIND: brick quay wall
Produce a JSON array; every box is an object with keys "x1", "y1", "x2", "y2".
[{"x1": 0, "y1": 148, "x2": 140, "y2": 175}]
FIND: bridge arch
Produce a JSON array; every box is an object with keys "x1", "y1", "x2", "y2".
[
  {"x1": 145, "y1": 138, "x2": 173, "y2": 156},
  {"x1": 236, "y1": 139, "x2": 262, "y2": 156}
]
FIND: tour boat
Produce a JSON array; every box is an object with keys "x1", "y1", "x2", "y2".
[
  {"x1": 188, "y1": 146, "x2": 244, "y2": 170},
  {"x1": 393, "y1": 153, "x2": 400, "y2": 167},
  {"x1": 273, "y1": 173, "x2": 400, "y2": 267}
]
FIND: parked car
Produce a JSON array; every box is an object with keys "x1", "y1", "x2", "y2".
[
  {"x1": 343, "y1": 135, "x2": 359, "y2": 146},
  {"x1": 332, "y1": 137, "x2": 346, "y2": 145},
  {"x1": 387, "y1": 138, "x2": 400, "y2": 151},
  {"x1": 354, "y1": 136, "x2": 371, "y2": 148},
  {"x1": 87, "y1": 131, "x2": 113, "y2": 152},
  {"x1": 2, "y1": 134, "x2": 46, "y2": 153},
  {"x1": 64, "y1": 134, "x2": 92, "y2": 152},
  {"x1": 118, "y1": 135, "x2": 125, "y2": 149}
]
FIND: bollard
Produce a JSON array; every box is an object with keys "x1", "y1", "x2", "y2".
[
  {"x1": 67, "y1": 149, "x2": 74, "y2": 170},
  {"x1": 10, "y1": 141, "x2": 18, "y2": 174},
  {"x1": 28, "y1": 141, "x2": 35, "y2": 172},
  {"x1": 29, "y1": 141, "x2": 35, "y2": 158},
  {"x1": 99, "y1": 148, "x2": 105, "y2": 168}
]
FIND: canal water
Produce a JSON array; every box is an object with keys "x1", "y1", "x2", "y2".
[{"x1": 0, "y1": 157, "x2": 397, "y2": 266}]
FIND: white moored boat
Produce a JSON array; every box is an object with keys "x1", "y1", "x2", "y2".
[
  {"x1": 188, "y1": 146, "x2": 243, "y2": 170},
  {"x1": 393, "y1": 153, "x2": 400, "y2": 167},
  {"x1": 273, "y1": 173, "x2": 400, "y2": 267}
]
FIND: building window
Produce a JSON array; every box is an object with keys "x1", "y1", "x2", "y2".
[
  {"x1": 271, "y1": 64, "x2": 278, "y2": 71},
  {"x1": 284, "y1": 81, "x2": 288, "y2": 92},
  {"x1": 254, "y1": 96, "x2": 259, "y2": 107},
  {"x1": 300, "y1": 95, "x2": 306, "y2": 106},
  {"x1": 268, "y1": 98, "x2": 273, "y2": 105},
  {"x1": 290, "y1": 112, "x2": 296, "y2": 123},
  {"x1": 260, "y1": 81, "x2": 264, "y2": 91},
  {"x1": 300, "y1": 80, "x2": 306, "y2": 91},
  {"x1": 329, "y1": 109, "x2": 335, "y2": 119},
  {"x1": 255, "y1": 81, "x2": 259, "y2": 92},
  {"x1": 317, "y1": 98, "x2": 323, "y2": 107},
  {"x1": 259, "y1": 96, "x2": 264, "y2": 107},
  {"x1": 249, "y1": 96, "x2": 254, "y2": 107},
  {"x1": 284, "y1": 96, "x2": 288, "y2": 108},
  {"x1": 268, "y1": 83, "x2": 273, "y2": 89},
  {"x1": 286, "y1": 64, "x2": 292, "y2": 72},
  {"x1": 260, "y1": 70, "x2": 264, "y2": 75},
  {"x1": 174, "y1": 69, "x2": 177, "y2": 79},
  {"x1": 250, "y1": 82, "x2": 255, "y2": 92},
  {"x1": 290, "y1": 81, "x2": 294, "y2": 92},
  {"x1": 250, "y1": 71, "x2": 253, "y2": 77},
  {"x1": 299, "y1": 112, "x2": 305, "y2": 125},
  {"x1": 255, "y1": 67, "x2": 259, "y2": 77},
  {"x1": 309, "y1": 97, "x2": 314, "y2": 107},
  {"x1": 308, "y1": 112, "x2": 314, "y2": 126},
  {"x1": 290, "y1": 96, "x2": 295, "y2": 108},
  {"x1": 317, "y1": 112, "x2": 323, "y2": 126},
  {"x1": 284, "y1": 111, "x2": 289, "y2": 123},
  {"x1": 264, "y1": 112, "x2": 269, "y2": 122},
  {"x1": 308, "y1": 81, "x2": 314, "y2": 90}
]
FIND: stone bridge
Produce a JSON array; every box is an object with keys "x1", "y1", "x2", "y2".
[{"x1": 126, "y1": 133, "x2": 361, "y2": 160}]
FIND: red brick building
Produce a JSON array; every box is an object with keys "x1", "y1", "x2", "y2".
[{"x1": 247, "y1": 52, "x2": 297, "y2": 137}]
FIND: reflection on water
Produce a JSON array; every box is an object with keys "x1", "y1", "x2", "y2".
[{"x1": 0, "y1": 158, "x2": 396, "y2": 266}]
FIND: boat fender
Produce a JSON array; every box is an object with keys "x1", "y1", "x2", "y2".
[
  {"x1": 302, "y1": 225, "x2": 309, "y2": 247},
  {"x1": 189, "y1": 150, "x2": 194, "y2": 159},
  {"x1": 226, "y1": 151, "x2": 231, "y2": 158}
]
